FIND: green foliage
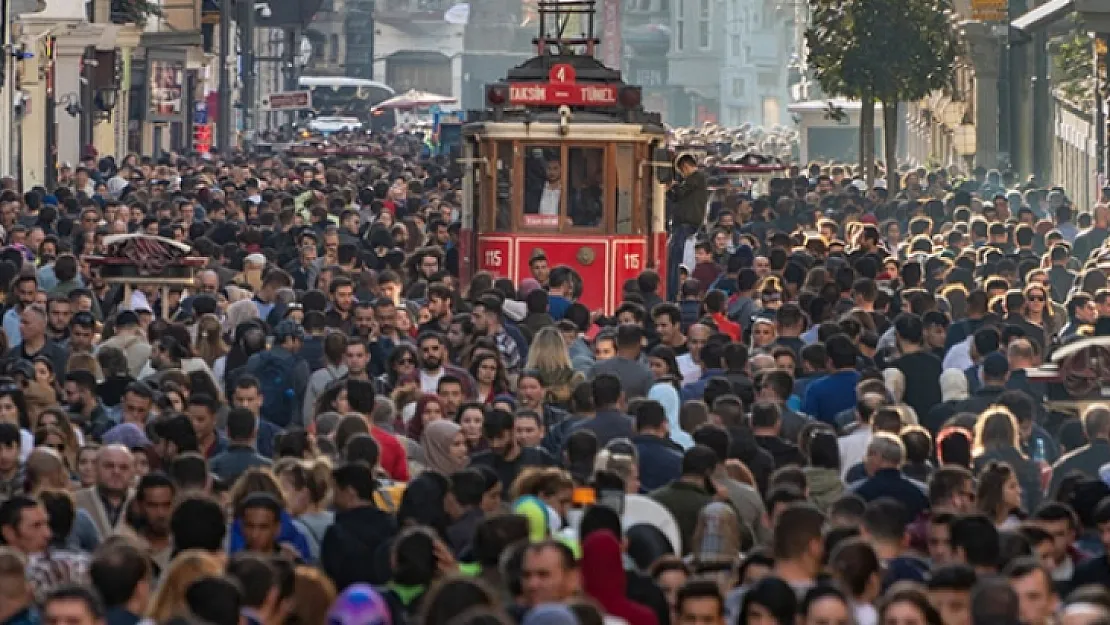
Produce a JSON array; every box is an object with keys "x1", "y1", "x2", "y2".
[
  {"x1": 1054, "y1": 32, "x2": 1093, "y2": 107},
  {"x1": 805, "y1": 0, "x2": 960, "y2": 105}
]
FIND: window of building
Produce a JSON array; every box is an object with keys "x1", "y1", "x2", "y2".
[
  {"x1": 676, "y1": 0, "x2": 685, "y2": 50},
  {"x1": 732, "y1": 78, "x2": 744, "y2": 99},
  {"x1": 329, "y1": 35, "x2": 340, "y2": 64},
  {"x1": 698, "y1": 0, "x2": 710, "y2": 48},
  {"x1": 731, "y1": 34, "x2": 741, "y2": 57}
]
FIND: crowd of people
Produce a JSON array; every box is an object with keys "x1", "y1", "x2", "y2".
[{"x1": 0, "y1": 135, "x2": 1106, "y2": 625}]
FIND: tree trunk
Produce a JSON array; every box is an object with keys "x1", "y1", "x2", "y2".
[
  {"x1": 860, "y1": 88, "x2": 875, "y2": 185},
  {"x1": 883, "y1": 100, "x2": 900, "y2": 194}
]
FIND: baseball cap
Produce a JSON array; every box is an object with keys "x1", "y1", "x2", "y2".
[{"x1": 273, "y1": 319, "x2": 305, "y2": 342}]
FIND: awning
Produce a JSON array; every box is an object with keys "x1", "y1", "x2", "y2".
[{"x1": 1012, "y1": 0, "x2": 1073, "y2": 32}]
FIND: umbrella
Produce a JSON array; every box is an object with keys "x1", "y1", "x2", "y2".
[{"x1": 373, "y1": 89, "x2": 457, "y2": 110}]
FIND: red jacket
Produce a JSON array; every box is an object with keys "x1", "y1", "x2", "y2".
[
  {"x1": 581, "y1": 531, "x2": 659, "y2": 625},
  {"x1": 710, "y1": 312, "x2": 742, "y2": 342},
  {"x1": 369, "y1": 426, "x2": 410, "y2": 481}
]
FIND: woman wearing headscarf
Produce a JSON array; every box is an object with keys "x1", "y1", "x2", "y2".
[
  {"x1": 523, "y1": 605, "x2": 579, "y2": 625},
  {"x1": 580, "y1": 530, "x2": 659, "y2": 625},
  {"x1": 924, "y1": 369, "x2": 970, "y2": 434},
  {"x1": 422, "y1": 420, "x2": 469, "y2": 476}
]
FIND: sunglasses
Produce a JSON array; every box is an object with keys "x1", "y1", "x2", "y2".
[
  {"x1": 1028, "y1": 295, "x2": 1045, "y2": 302},
  {"x1": 398, "y1": 358, "x2": 415, "y2": 365}
]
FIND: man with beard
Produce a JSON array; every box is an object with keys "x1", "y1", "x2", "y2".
[
  {"x1": 2, "y1": 276, "x2": 36, "y2": 347},
  {"x1": 470, "y1": 409, "x2": 556, "y2": 496},
  {"x1": 124, "y1": 472, "x2": 175, "y2": 574},
  {"x1": 401, "y1": 332, "x2": 476, "y2": 397},
  {"x1": 64, "y1": 370, "x2": 112, "y2": 439},
  {"x1": 419, "y1": 283, "x2": 453, "y2": 336},
  {"x1": 45, "y1": 295, "x2": 72, "y2": 343},
  {"x1": 74, "y1": 445, "x2": 134, "y2": 539},
  {"x1": 325, "y1": 277, "x2": 356, "y2": 334},
  {"x1": 67, "y1": 313, "x2": 96, "y2": 354}
]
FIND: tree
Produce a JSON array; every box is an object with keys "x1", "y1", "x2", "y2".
[{"x1": 806, "y1": 0, "x2": 960, "y2": 190}]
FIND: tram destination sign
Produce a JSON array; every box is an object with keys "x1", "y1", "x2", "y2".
[
  {"x1": 507, "y1": 64, "x2": 619, "y2": 107},
  {"x1": 509, "y1": 82, "x2": 619, "y2": 106}
]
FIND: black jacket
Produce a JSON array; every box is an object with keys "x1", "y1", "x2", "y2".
[
  {"x1": 668, "y1": 170, "x2": 708, "y2": 227},
  {"x1": 321, "y1": 505, "x2": 398, "y2": 589}
]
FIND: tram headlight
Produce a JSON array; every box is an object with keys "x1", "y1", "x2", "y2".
[
  {"x1": 486, "y1": 85, "x2": 507, "y2": 107},
  {"x1": 558, "y1": 105, "x2": 571, "y2": 136}
]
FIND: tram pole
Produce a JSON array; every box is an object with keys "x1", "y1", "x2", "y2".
[{"x1": 216, "y1": 0, "x2": 231, "y2": 153}]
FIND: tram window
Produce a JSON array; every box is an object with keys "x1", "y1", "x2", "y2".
[
  {"x1": 495, "y1": 142, "x2": 512, "y2": 231},
  {"x1": 567, "y1": 147, "x2": 605, "y2": 227},
  {"x1": 615, "y1": 144, "x2": 634, "y2": 234},
  {"x1": 523, "y1": 146, "x2": 562, "y2": 228}
]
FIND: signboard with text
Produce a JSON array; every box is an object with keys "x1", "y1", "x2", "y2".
[
  {"x1": 508, "y1": 64, "x2": 620, "y2": 107},
  {"x1": 971, "y1": 0, "x2": 1006, "y2": 21},
  {"x1": 263, "y1": 91, "x2": 313, "y2": 110}
]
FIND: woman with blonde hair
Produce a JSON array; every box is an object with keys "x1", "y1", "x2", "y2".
[
  {"x1": 146, "y1": 550, "x2": 225, "y2": 623},
  {"x1": 194, "y1": 313, "x2": 229, "y2": 371},
  {"x1": 274, "y1": 458, "x2": 334, "y2": 550},
  {"x1": 524, "y1": 327, "x2": 584, "y2": 409},
  {"x1": 972, "y1": 407, "x2": 1041, "y2": 514}
]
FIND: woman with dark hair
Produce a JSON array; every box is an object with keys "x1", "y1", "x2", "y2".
[
  {"x1": 973, "y1": 408, "x2": 1041, "y2": 514},
  {"x1": 647, "y1": 345, "x2": 691, "y2": 450},
  {"x1": 407, "y1": 394, "x2": 446, "y2": 440},
  {"x1": 876, "y1": 583, "x2": 944, "y2": 625},
  {"x1": 455, "y1": 401, "x2": 488, "y2": 452},
  {"x1": 737, "y1": 574, "x2": 798, "y2": 625},
  {"x1": 803, "y1": 427, "x2": 843, "y2": 512},
  {"x1": 397, "y1": 472, "x2": 453, "y2": 539},
  {"x1": 222, "y1": 321, "x2": 267, "y2": 388},
  {"x1": 798, "y1": 585, "x2": 853, "y2": 625},
  {"x1": 0, "y1": 380, "x2": 34, "y2": 459},
  {"x1": 378, "y1": 343, "x2": 418, "y2": 395},
  {"x1": 977, "y1": 461, "x2": 1024, "y2": 529},
  {"x1": 469, "y1": 352, "x2": 510, "y2": 405}
]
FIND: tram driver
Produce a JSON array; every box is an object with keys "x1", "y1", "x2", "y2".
[{"x1": 525, "y1": 157, "x2": 563, "y2": 217}]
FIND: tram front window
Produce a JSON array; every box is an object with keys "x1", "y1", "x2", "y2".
[
  {"x1": 522, "y1": 145, "x2": 606, "y2": 229},
  {"x1": 524, "y1": 147, "x2": 562, "y2": 226},
  {"x1": 567, "y1": 147, "x2": 604, "y2": 227}
]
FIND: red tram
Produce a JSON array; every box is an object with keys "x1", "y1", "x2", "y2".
[{"x1": 458, "y1": 0, "x2": 671, "y2": 313}]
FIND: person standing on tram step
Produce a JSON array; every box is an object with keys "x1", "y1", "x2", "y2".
[{"x1": 667, "y1": 154, "x2": 709, "y2": 301}]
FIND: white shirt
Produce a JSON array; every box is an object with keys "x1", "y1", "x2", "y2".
[
  {"x1": 677, "y1": 353, "x2": 701, "y2": 386},
  {"x1": 942, "y1": 336, "x2": 974, "y2": 372},
  {"x1": 419, "y1": 368, "x2": 444, "y2": 395},
  {"x1": 539, "y1": 185, "x2": 561, "y2": 216},
  {"x1": 838, "y1": 427, "x2": 872, "y2": 480}
]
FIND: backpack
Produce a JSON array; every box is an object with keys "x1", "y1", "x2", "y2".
[{"x1": 251, "y1": 352, "x2": 297, "y2": 428}]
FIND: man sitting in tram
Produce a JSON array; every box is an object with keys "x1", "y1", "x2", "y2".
[{"x1": 525, "y1": 158, "x2": 563, "y2": 217}]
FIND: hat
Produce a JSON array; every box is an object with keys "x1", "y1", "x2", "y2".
[
  {"x1": 873, "y1": 179, "x2": 888, "y2": 190},
  {"x1": 982, "y1": 352, "x2": 1009, "y2": 379},
  {"x1": 851, "y1": 179, "x2": 868, "y2": 192},
  {"x1": 244, "y1": 253, "x2": 267, "y2": 267},
  {"x1": 326, "y1": 585, "x2": 391, "y2": 625},
  {"x1": 273, "y1": 319, "x2": 305, "y2": 342}
]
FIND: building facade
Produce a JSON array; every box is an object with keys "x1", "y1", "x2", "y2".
[{"x1": 718, "y1": 0, "x2": 791, "y2": 128}]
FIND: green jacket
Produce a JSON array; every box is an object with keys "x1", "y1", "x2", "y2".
[{"x1": 649, "y1": 480, "x2": 712, "y2": 555}]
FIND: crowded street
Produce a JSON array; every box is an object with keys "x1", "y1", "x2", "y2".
[{"x1": 0, "y1": 0, "x2": 1108, "y2": 622}]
